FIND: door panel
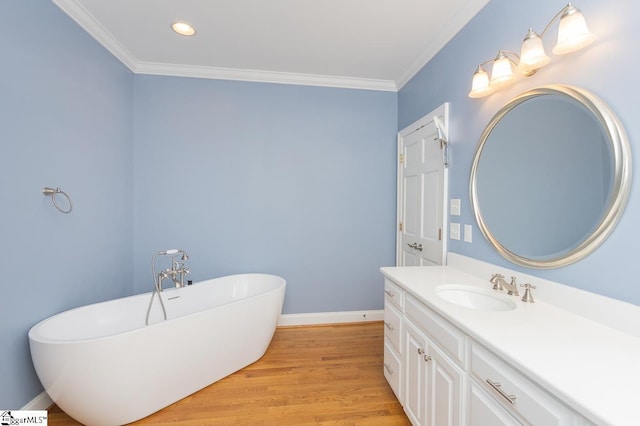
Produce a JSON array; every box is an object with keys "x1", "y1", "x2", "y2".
[
  {"x1": 421, "y1": 129, "x2": 444, "y2": 265},
  {"x1": 401, "y1": 131, "x2": 423, "y2": 266},
  {"x1": 430, "y1": 344, "x2": 464, "y2": 426},
  {"x1": 404, "y1": 321, "x2": 429, "y2": 426}
]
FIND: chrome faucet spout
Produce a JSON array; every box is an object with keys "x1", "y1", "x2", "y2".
[
  {"x1": 489, "y1": 274, "x2": 519, "y2": 296},
  {"x1": 500, "y1": 276, "x2": 519, "y2": 296},
  {"x1": 170, "y1": 252, "x2": 190, "y2": 288}
]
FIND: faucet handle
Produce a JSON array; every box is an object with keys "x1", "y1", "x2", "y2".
[
  {"x1": 520, "y1": 283, "x2": 537, "y2": 303},
  {"x1": 490, "y1": 273, "x2": 504, "y2": 290}
]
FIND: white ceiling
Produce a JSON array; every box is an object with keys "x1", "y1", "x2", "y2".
[{"x1": 53, "y1": 0, "x2": 489, "y2": 91}]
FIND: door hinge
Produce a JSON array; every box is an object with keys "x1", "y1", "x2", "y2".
[
  {"x1": 399, "y1": 222, "x2": 404, "y2": 232},
  {"x1": 399, "y1": 153, "x2": 405, "y2": 164},
  {"x1": 438, "y1": 228, "x2": 442, "y2": 241}
]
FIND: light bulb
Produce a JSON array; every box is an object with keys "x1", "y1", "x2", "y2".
[{"x1": 171, "y1": 22, "x2": 196, "y2": 36}]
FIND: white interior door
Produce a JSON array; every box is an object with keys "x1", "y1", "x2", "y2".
[{"x1": 397, "y1": 104, "x2": 449, "y2": 266}]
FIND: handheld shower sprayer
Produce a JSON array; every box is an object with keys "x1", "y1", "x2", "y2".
[
  {"x1": 156, "y1": 249, "x2": 189, "y2": 260},
  {"x1": 157, "y1": 249, "x2": 177, "y2": 255}
]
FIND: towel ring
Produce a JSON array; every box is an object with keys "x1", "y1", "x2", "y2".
[{"x1": 43, "y1": 187, "x2": 73, "y2": 214}]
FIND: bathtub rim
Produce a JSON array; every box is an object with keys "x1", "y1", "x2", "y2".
[{"x1": 28, "y1": 273, "x2": 286, "y2": 345}]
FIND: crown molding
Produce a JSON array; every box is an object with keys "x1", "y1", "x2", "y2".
[{"x1": 133, "y1": 62, "x2": 397, "y2": 91}]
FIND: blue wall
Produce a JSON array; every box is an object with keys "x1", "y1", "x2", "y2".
[
  {"x1": 399, "y1": 0, "x2": 640, "y2": 304},
  {"x1": 0, "y1": 1, "x2": 133, "y2": 409},
  {"x1": 132, "y1": 76, "x2": 398, "y2": 313}
]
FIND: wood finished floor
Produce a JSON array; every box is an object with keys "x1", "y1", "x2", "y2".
[{"x1": 48, "y1": 322, "x2": 410, "y2": 425}]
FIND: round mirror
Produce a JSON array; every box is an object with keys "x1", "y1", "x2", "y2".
[{"x1": 470, "y1": 85, "x2": 632, "y2": 268}]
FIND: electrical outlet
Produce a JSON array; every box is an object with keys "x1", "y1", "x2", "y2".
[
  {"x1": 464, "y1": 224, "x2": 472, "y2": 243},
  {"x1": 450, "y1": 222, "x2": 461, "y2": 240},
  {"x1": 450, "y1": 199, "x2": 461, "y2": 216}
]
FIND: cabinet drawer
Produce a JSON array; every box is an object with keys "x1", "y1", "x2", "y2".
[
  {"x1": 384, "y1": 301, "x2": 403, "y2": 353},
  {"x1": 383, "y1": 341, "x2": 402, "y2": 401},
  {"x1": 384, "y1": 278, "x2": 404, "y2": 310},
  {"x1": 470, "y1": 341, "x2": 576, "y2": 426},
  {"x1": 405, "y1": 294, "x2": 466, "y2": 366},
  {"x1": 468, "y1": 380, "x2": 522, "y2": 425}
]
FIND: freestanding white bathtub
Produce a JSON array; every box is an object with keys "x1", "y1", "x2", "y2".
[{"x1": 29, "y1": 273, "x2": 286, "y2": 426}]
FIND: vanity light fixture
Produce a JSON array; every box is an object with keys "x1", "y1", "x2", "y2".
[
  {"x1": 171, "y1": 21, "x2": 196, "y2": 36},
  {"x1": 468, "y1": 3, "x2": 594, "y2": 98}
]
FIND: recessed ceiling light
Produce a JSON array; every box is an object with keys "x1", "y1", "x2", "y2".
[{"x1": 171, "y1": 22, "x2": 196, "y2": 36}]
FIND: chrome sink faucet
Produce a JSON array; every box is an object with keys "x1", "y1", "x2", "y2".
[{"x1": 490, "y1": 273, "x2": 519, "y2": 296}]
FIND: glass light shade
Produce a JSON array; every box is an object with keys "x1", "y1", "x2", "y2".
[
  {"x1": 552, "y1": 6, "x2": 594, "y2": 55},
  {"x1": 490, "y1": 54, "x2": 514, "y2": 87},
  {"x1": 171, "y1": 22, "x2": 196, "y2": 36},
  {"x1": 468, "y1": 66, "x2": 494, "y2": 98},
  {"x1": 520, "y1": 30, "x2": 551, "y2": 73}
]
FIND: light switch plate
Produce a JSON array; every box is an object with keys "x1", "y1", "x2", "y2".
[
  {"x1": 450, "y1": 222, "x2": 461, "y2": 240},
  {"x1": 464, "y1": 224, "x2": 472, "y2": 243},
  {"x1": 450, "y1": 199, "x2": 461, "y2": 216}
]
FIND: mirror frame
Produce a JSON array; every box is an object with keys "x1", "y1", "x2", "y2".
[{"x1": 470, "y1": 85, "x2": 632, "y2": 269}]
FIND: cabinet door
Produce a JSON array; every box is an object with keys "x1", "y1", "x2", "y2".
[
  {"x1": 468, "y1": 381, "x2": 522, "y2": 426},
  {"x1": 404, "y1": 320, "x2": 429, "y2": 426},
  {"x1": 429, "y1": 343, "x2": 464, "y2": 426}
]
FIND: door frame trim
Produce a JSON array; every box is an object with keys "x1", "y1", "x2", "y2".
[{"x1": 396, "y1": 103, "x2": 450, "y2": 265}]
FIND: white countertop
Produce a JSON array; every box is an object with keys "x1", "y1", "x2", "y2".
[{"x1": 381, "y1": 265, "x2": 640, "y2": 426}]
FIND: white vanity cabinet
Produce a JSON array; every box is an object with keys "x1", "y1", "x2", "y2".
[
  {"x1": 383, "y1": 275, "x2": 591, "y2": 426},
  {"x1": 403, "y1": 317, "x2": 464, "y2": 426}
]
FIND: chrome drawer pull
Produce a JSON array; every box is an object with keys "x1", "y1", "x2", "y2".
[
  {"x1": 384, "y1": 321, "x2": 394, "y2": 331},
  {"x1": 424, "y1": 354, "x2": 432, "y2": 362},
  {"x1": 384, "y1": 363, "x2": 394, "y2": 375},
  {"x1": 417, "y1": 348, "x2": 425, "y2": 355},
  {"x1": 486, "y1": 379, "x2": 517, "y2": 405},
  {"x1": 384, "y1": 289, "x2": 395, "y2": 297}
]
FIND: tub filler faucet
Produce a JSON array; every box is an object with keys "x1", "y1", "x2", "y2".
[
  {"x1": 157, "y1": 249, "x2": 190, "y2": 291},
  {"x1": 146, "y1": 249, "x2": 190, "y2": 325}
]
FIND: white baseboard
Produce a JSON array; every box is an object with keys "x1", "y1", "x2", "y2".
[
  {"x1": 278, "y1": 310, "x2": 384, "y2": 327},
  {"x1": 22, "y1": 391, "x2": 52, "y2": 410}
]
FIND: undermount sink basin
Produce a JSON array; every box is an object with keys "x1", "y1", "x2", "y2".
[{"x1": 435, "y1": 285, "x2": 517, "y2": 311}]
